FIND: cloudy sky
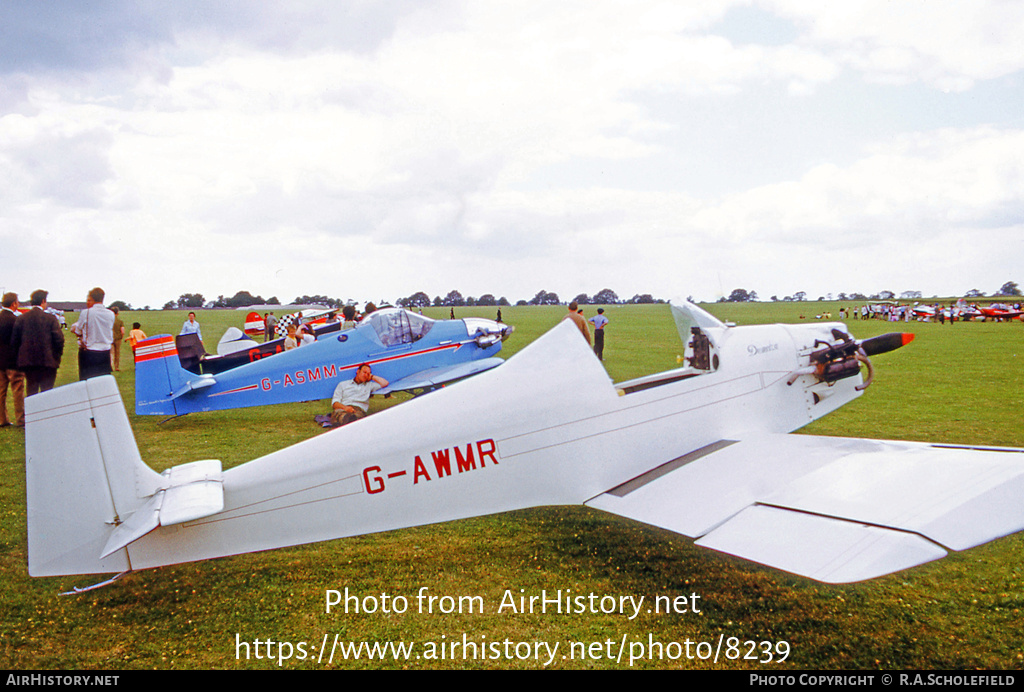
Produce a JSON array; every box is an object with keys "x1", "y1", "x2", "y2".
[{"x1": 2, "y1": 1, "x2": 1022, "y2": 308}]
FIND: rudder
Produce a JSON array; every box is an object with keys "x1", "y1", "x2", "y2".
[
  {"x1": 133, "y1": 334, "x2": 190, "y2": 416},
  {"x1": 25, "y1": 376, "x2": 162, "y2": 576}
]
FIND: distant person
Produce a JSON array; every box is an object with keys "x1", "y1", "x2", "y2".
[
  {"x1": 341, "y1": 305, "x2": 358, "y2": 330},
  {"x1": 180, "y1": 311, "x2": 203, "y2": 343},
  {"x1": 0, "y1": 293, "x2": 25, "y2": 426},
  {"x1": 110, "y1": 306, "x2": 125, "y2": 371},
  {"x1": 71, "y1": 287, "x2": 115, "y2": 381},
  {"x1": 296, "y1": 324, "x2": 315, "y2": 346},
  {"x1": 496, "y1": 308, "x2": 502, "y2": 322},
  {"x1": 450, "y1": 307, "x2": 455, "y2": 319},
  {"x1": 265, "y1": 312, "x2": 277, "y2": 341},
  {"x1": 284, "y1": 325, "x2": 298, "y2": 351},
  {"x1": 562, "y1": 301, "x2": 591, "y2": 345},
  {"x1": 127, "y1": 322, "x2": 147, "y2": 351},
  {"x1": 12, "y1": 289, "x2": 64, "y2": 395},
  {"x1": 588, "y1": 308, "x2": 609, "y2": 360},
  {"x1": 329, "y1": 364, "x2": 388, "y2": 427}
]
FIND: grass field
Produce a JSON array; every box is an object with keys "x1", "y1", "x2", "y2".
[{"x1": 1, "y1": 303, "x2": 1022, "y2": 669}]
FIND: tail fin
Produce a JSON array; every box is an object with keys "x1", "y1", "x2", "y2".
[
  {"x1": 134, "y1": 335, "x2": 202, "y2": 416},
  {"x1": 244, "y1": 311, "x2": 265, "y2": 336},
  {"x1": 669, "y1": 299, "x2": 727, "y2": 341},
  {"x1": 26, "y1": 377, "x2": 162, "y2": 576}
]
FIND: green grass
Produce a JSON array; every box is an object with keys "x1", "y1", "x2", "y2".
[{"x1": 1, "y1": 303, "x2": 1022, "y2": 669}]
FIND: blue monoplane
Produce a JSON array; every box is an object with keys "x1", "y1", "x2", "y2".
[{"x1": 134, "y1": 308, "x2": 512, "y2": 416}]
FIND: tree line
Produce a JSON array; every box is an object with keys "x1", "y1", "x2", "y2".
[
  {"x1": 721, "y1": 281, "x2": 1020, "y2": 304},
  {"x1": 153, "y1": 280, "x2": 1019, "y2": 311}
]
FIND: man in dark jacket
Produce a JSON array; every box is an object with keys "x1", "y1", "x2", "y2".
[
  {"x1": 0, "y1": 292, "x2": 25, "y2": 426},
  {"x1": 11, "y1": 289, "x2": 64, "y2": 396}
]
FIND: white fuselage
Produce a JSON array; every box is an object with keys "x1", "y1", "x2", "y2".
[{"x1": 120, "y1": 319, "x2": 860, "y2": 571}]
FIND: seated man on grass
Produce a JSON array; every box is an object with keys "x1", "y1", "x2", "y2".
[{"x1": 328, "y1": 363, "x2": 389, "y2": 427}]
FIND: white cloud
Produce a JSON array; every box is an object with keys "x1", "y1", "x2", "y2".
[
  {"x1": 767, "y1": 0, "x2": 1024, "y2": 89},
  {"x1": 0, "y1": 2, "x2": 1021, "y2": 306}
]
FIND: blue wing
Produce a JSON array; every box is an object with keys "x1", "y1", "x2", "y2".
[{"x1": 378, "y1": 357, "x2": 505, "y2": 394}]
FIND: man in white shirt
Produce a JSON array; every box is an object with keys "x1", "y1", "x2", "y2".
[
  {"x1": 329, "y1": 364, "x2": 389, "y2": 427},
  {"x1": 71, "y1": 287, "x2": 115, "y2": 381}
]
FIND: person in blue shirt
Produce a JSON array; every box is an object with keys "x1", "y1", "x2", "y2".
[
  {"x1": 588, "y1": 308, "x2": 609, "y2": 361},
  {"x1": 180, "y1": 312, "x2": 203, "y2": 343}
]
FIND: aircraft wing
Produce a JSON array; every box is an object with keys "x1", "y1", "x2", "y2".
[
  {"x1": 587, "y1": 435, "x2": 1024, "y2": 583},
  {"x1": 377, "y1": 357, "x2": 505, "y2": 395}
]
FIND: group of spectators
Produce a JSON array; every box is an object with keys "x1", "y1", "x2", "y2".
[
  {"x1": 561, "y1": 302, "x2": 610, "y2": 360},
  {"x1": 0, "y1": 287, "x2": 132, "y2": 428}
]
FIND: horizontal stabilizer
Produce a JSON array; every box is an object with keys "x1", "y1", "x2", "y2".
[
  {"x1": 588, "y1": 435, "x2": 1024, "y2": 583},
  {"x1": 378, "y1": 357, "x2": 504, "y2": 394},
  {"x1": 170, "y1": 375, "x2": 216, "y2": 399},
  {"x1": 101, "y1": 460, "x2": 223, "y2": 558}
]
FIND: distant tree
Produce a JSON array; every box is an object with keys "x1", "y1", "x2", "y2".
[
  {"x1": 476, "y1": 294, "x2": 497, "y2": 306},
  {"x1": 770, "y1": 295, "x2": 779, "y2": 302},
  {"x1": 442, "y1": 290, "x2": 466, "y2": 307},
  {"x1": 109, "y1": 300, "x2": 132, "y2": 311},
  {"x1": 293, "y1": 295, "x2": 343, "y2": 307},
  {"x1": 515, "y1": 299, "x2": 528, "y2": 306},
  {"x1": 214, "y1": 291, "x2": 264, "y2": 308},
  {"x1": 964, "y1": 288, "x2": 985, "y2": 298},
  {"x1": 174, "y1": 293, "x2": 205, "y2": 309},
  {"x1": 572, "y1": 293, "x2": 590, "y2": 305},
  {"x1": 900, "y1": 290, "x2": 922, "y2": 299},
  {"x1": 878, "y1": 290, "x2": 895, "y2": 300},
  {"x1": 725, "y1": 289, "x2": 756, "y2": 303},
  {"x1": 162, "y1": 301, "x2": 175, "y2": 310},
  {"x1": 230, "y1": 291, "x2": 263, "y2": 307},
  {"x1": 793, "y1": 291, "x2": 806, "y2": 302},
  {"x1": 996, "y1": 281, "x2": 1021, "y2": 296},
  {"x1": 497, "y1": 297, "x2": 510, "y2": 306},
  {"x1": 528, "y1": 290, "x2": 560, "y2": 305},
  {"x1": 592, "y1": 288, "x2": 619, "y2": 305},
  {"x1": 398, "y1": 291, "x2": 431, "y2": 308},
  {"x1": 628, "y1": 293, "x2": 658, "y2": 304}
]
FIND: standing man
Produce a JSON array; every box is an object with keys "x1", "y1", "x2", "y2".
[
  {"x1": 264, "y1": 312, "x2": 277, "y2": 341},
  {"x1": 561, "y1": 301, "x2": 592, "y2": 345},
  {"x1": 72, "y1": 287, "x2": 115, "y2": 381},
  {"x1": 329, "y1": 364, "x2": 389, "y2": 427},
  {"x1": 588, "y1": 308, "x2": 609, "y2": 361},
  {"x1": 110, "y1": 306, "x2": 125, "y2": 372},
  {"x1": 12, "y1": 289, "x2": 64, "y2": 395},
  {"x1": 0, "y1": 293, "x2": 25, "y2": 426}
]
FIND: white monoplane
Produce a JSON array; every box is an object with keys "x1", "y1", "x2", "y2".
[{"x1": 24, "y1": 302, "x2": 1024, "y2": 584}]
